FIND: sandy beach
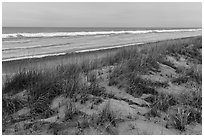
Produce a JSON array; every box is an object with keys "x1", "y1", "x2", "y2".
[{"x1": 2, "y1": 30, "x2": 201, "y2": 75}]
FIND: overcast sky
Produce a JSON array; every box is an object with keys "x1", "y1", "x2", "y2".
[{"x1": 2, "y1": 2, "x2": 202, "y2": 28}]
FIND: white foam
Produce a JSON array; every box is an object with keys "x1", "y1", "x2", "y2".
[{"x1": 2, "y1": 29, "x2": 201, "y2": 39}]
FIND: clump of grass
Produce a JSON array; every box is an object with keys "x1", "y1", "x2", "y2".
[
  {"x1": 178, "y1": 89, "x2": 202, "y2": 115},
  {"x1": 64, "y1": 102, "x2": 79, "y2": 121},
  {"x1": 142, "y1": 53, "x2": 160, "y2": 72},
  {"x1": 173, "y1": 66, "x2": 202, "y2": 85},
  {"x1": 185, "y1": 67, "x2": 202, "y2": 84},
  {"x1": 94, "y1": 102, "x2": 117, "y2": 127},
  {"x1": 127, "y1": 78, "x2": 157, "y2": 98},
  {"x1": 87, "y1": 71, "x2": 97, "y2": 83},
  {"x1": 28, "y1": 78, "x2": 67, "y2": 117},
  {"x1": 150, "y1": 93, "x2": 177, "y2": 116},
  {"x1": 79, "y1": 70, "x2": 106, "y2": 97},
  {"x1": 167, "y1": 103, "x2": 201, "y2": 132},
  {"x1": 30, "y1": 93, "x2": 55, "y2": 118},
  {"x1": 126, "y1": 52, "x2": 160, "y2": 74},
  {"x1": 127, "y1": 74, "x2": 165, "y2": 98},
  {"x1": 2, "y1": 97, "x2": 27, "y2": 130},
  {"x1": 108, "y1": 64, "x2": 127, "y2": 86},
  {"x1": 167, "y1": 105, "x2": 191, "y2": 131},
  {"x1": 2, "y1": 97, "x2": 25, "y2": 115},
  {"x1": 88, "y1": 82, "x2": 106, "y2": 97},
  {"x1": 3, "y1": 70, "x2": 43, "y2": 95}
]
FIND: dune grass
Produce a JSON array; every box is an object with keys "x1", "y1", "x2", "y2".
[
  {"x1": 107, "y1": 36, "x2": 202, "y2": 131},
  {"x1": 2, "y1": 36, "x2": 202, "y2": 134}
]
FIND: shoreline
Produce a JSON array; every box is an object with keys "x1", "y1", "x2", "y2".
[
  {"x1": 2, "y1": 42, "x2": 144, "y2": 62},
  {"x1": 2, "y1": 30, "x2": 202, "y2": 62},
  {"x1": 2, "y1": 34, "x2": 201, "y2": 63},
  {"x1": 2, "y1": 35, "x2": 202, "y2": 75}
]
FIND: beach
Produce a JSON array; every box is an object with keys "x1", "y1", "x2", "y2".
[
  {"x1": 2, "y1": 2, "x2": 202, "y2": 135},
  {"x1": 2, "y1": 28, "x2": 202, "y2": 74},
  {"x1": 3, "y1": 35, "x2": 202, "y2": 135}
]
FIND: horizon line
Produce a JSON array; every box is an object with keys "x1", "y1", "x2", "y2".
[{"x1": 2, "y1": 26, "x2": 202, "y2": 28}]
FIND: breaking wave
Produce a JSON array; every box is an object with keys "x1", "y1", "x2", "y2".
[{"x1": 2, "y1": 29, "x2": 201, "y2": 39}]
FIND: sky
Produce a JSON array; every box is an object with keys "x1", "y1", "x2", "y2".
[{"x1": 2, "y1": 2, "x2": 202, "y2": 28}]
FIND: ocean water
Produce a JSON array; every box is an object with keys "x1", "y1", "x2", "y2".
[{"x1": 2, "y1": 27, "x2": 202, "y2": 61}]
